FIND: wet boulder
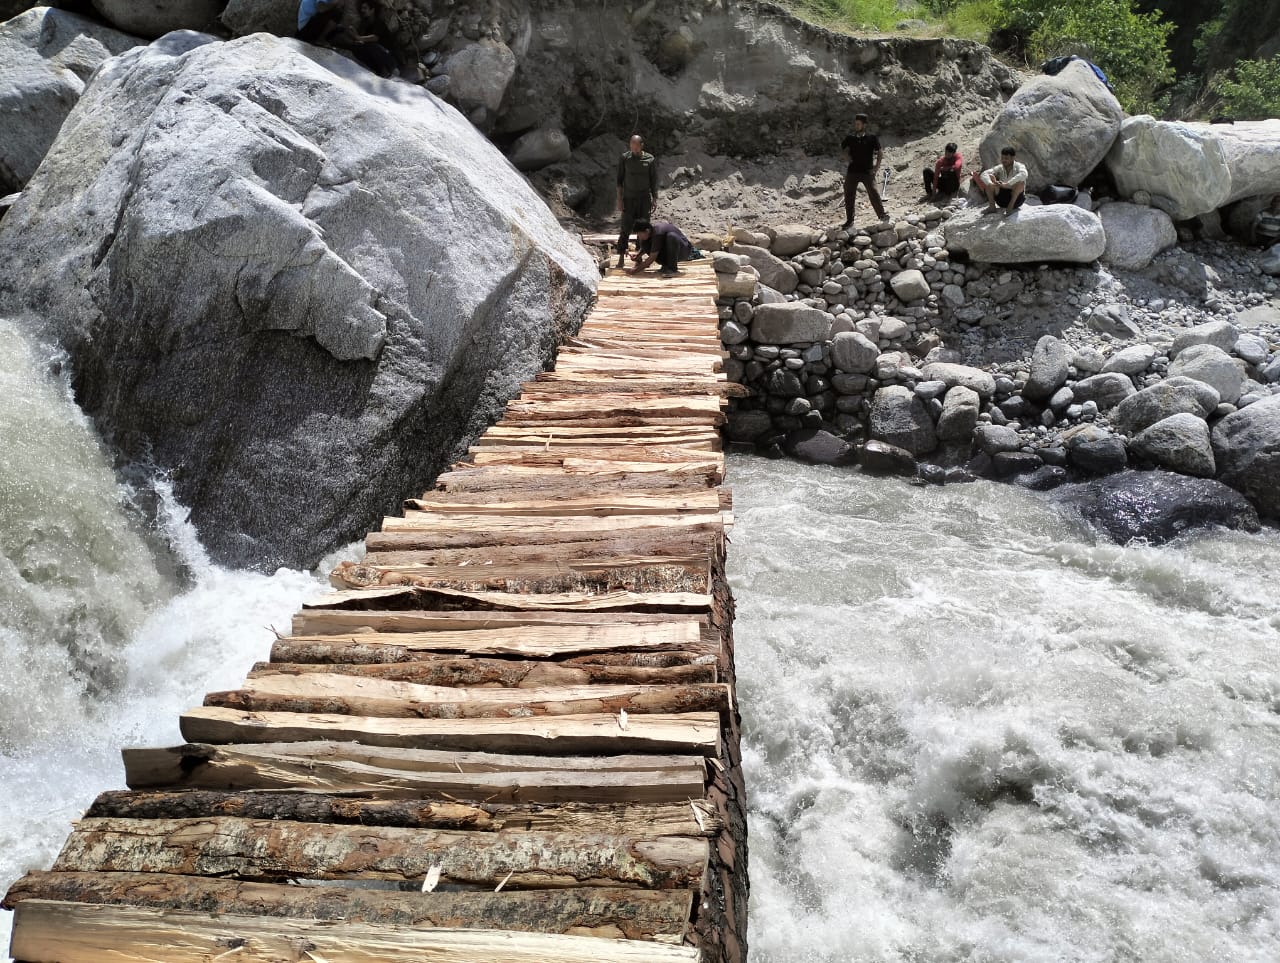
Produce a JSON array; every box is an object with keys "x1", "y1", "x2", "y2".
[
  {"x1": 1131, "y1": 413, "x2": 1216, "y2": 478},
  {"x1": 0, "y1": 33, "x2": 597, "y2": 570},
  {"x1": 0, "y1": 6, "x2": 140, "y2": 194},
  {"x1": 1054, "y1": 470, "x2": 1260, "y2": 545},
  {"x1": 869, "y1": 385, "x2": 936, "y2": 456},
  {"x1": 785, "y1": 428, "x2": 858, "y2": 467},
  {"x1": 1212, "y1": 395, "x2": 1280, "y2": 520}
]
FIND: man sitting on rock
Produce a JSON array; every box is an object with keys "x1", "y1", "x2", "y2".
[
  {"x1": 974, "y1": 146, "x2": 1028, "y2": 216},
  {"x1": 923, "y1": 142, "x2": 963, "y2": 200},
  {"x1": 629, "y1": 219, "x2": 692, "y2": 278}
]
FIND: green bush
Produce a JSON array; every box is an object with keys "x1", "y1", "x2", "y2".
[
  {"x1": 1213, "y1": 56, "x2": 1280, "y2": 119},
  {"x1": 996, "y1": 0, "x2": 1175, "y2": 113},
  {"x1": 943, "y1": 0, "x2": 1001, "y2": 41},
  {"x1": 789, "y1": 0, "x2": 914, "y2": 32}
]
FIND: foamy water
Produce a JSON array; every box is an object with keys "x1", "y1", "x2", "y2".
[{"x1": 728, "y1": 456, "x2": 1280, "y2": 962}]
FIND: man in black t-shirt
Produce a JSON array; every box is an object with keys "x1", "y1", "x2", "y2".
[{"x1": 840, "y1": 113, "x2": 886, "y2": 228}]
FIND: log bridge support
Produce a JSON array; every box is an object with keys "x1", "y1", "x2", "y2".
[{"x1": 3, "y1": 260, "x2": 749, "y2": 962}]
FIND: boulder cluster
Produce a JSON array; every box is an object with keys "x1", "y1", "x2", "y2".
[{"x1": 713, "y1": 212, "x2": 1280, "y2": 524}]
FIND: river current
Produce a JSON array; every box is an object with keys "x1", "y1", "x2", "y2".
[{"x1": 1, "y1": 319, "x2": 1278, "y2": 960}]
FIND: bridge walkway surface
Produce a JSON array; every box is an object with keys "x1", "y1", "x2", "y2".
[{"x1": 3, "y1": 259, "x2": 749, "y2": 963}]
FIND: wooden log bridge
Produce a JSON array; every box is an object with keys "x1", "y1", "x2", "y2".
[{"x1": 3, "y1": 259, "x2": 750, "y2": 963}]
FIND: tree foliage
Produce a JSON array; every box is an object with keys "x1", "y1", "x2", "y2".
[
  {"x1": 996, "y1": 0, "x2": 1175, "y2": 113},
  {"x1": 1213, "y1": 57, "x2": 1280, "y2": 119}
]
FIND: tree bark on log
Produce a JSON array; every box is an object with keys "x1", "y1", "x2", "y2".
[{"x1": 247, "y1": 658, "x2": 717, "y2": 686}]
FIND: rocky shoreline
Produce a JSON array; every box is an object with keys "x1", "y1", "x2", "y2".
[{"x1": 703, "y1": 208, "x2": 1280, "y2": 536}]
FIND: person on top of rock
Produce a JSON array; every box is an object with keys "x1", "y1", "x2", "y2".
[
  {"x1": 297, "y1": 0, "x2": 344, "y2": 42},
  {"x1": 975, "y1": 146, "x2": 1028, "y2": 216},
  {"x1": 841, "y1": 113, "x2": 886, "y2": 229},
  {"x1": 923, "y1": 142, "x2": 963, "y2": 200},
  {"x1": 616, "y1": 134, "x2": 659, "y2": 269},
  {"x1": 1252, "y1": 195, "x2": 1280, "y2": 247},
  {"x1": 629, "y1": 219, "x2": 692, "y2": 278}
]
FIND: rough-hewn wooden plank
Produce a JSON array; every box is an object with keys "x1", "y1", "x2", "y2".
[
  {"x1": 83, "y1": 789, "x2": 722, "y2": 837},
  {"x1": 291, "y1": 604, "x2": 709, "y2": 636},
  {"x1": 249, "y1": 658, "x2": 716, "y2": 686},
  {"x1": 204, "y1": 674, "x2": 731, "y2": 720},
  {"x1": 270, "y1": 638, "x2": 714, "y2": 668},
  {"x1": 53, "y1": 817, "x2": 710, "y2": 889},
  {"x1": 403, "y1": 490, "x2": 723, "y2": 516},
  {"x1": 179, "y1": 706, "x2": 723, "y2": 756},
  {"x1": 365, "y1": 518, "x2": 725, "y2": 552},
  {"x1": 9, "y1": 901, "x2": 703, "y2": 962},
  {"x1": 294, "y1": 583, "x2": 716, "y2": 615},
  {"x1": 3, "y1": 874, "x2": 696, "y2": 942},
  {"x1": 329, "y1": 556, "x2": 711, "y2": 595}
]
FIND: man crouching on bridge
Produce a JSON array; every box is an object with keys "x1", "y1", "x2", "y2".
[{"x1": 628, "y1": 219, "x2": 693, "y2": 278}]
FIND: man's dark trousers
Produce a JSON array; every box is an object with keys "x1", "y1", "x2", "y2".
[
  {"x1": 618, "y1": 195, "x2": 652, "y2": 258},
  {"x1": 845, "y1": 167, "x2": 886, "y2": 225}
]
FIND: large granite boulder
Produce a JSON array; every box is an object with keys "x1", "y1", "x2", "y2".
[
  {"x1": 1098, "y1": 202, "x2": 1177, "y2": 271},
  {"x1": 1212, "y1": 395, "x2": 1280, "y2": 520},
  {"x1": 943, "y1": 204, "x2": 1105, "y2": 264},
  {"x1": 1106, "y1": 116, "x2": 1280, "y2": 220},
  {"x1": 978, "y1": 59, "x2": 1123, "y2": 192},
  {"x1": 443, "y1": 38, "x2": 516, "y2": 121},
  {"x1": 1168, "y1": 344, "x2": 1245, "y2": 404},
  {"x1": 919, "y1": 361, "x2": 995, "y2": 398},
  {"x1": 1054, "y1": 470, "x2": 1260, "y2": 545},
  {"x1": 830, "y1": 330, "x2": 879, "y2": 373},
  {"x1": 770, "y1": 223, "x2": 818, "y2": 258},
  {"x1": 1131, "y1": 413, "x2": 1216, "y2": 478},
  {"x1": 0, "y1": 33, "x2": 597, "y2": 569},
  {"x1": 0, "y1": 7, "x2": 140, "y2": 193},
  {"x1": 91, "y1": 0, "x2": 223, "y2": 38},
  {"x1": 1064, "y1": 424, "x2": 1128, "y2": 474}
]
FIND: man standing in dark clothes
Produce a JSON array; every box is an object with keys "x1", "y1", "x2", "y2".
[
  {"x1": 841, "y1": 113, "x2": 886, "y2": 228},
  {"x1": 629, "y1": 220, "x2": 691, "y2": 278},
  {"x1": 616, "y1": 134, "x2": 658, "y2": 269}
]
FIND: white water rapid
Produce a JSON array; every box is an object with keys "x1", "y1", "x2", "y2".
[
  {"x1": 0, "y1": 319, "x2": 329, "y2": 958},
  {"x1": 729, "y1": 455, "x2": 1280, "y2": 961}
]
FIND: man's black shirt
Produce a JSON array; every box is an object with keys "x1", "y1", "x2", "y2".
[{"x1": 842, "y1": 132, "x2": 880, "y2": 172}]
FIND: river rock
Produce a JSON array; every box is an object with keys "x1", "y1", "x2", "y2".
[
  {"x1": 729, "y1": 243, "x2": 798, "y2": 294},
  {"x1": 1112, "y1": 376, "x2": 1220, "y2": 436},
  {"x1": 91, "y1": 0, "x2": 223, "y2": 37},
  {"x1": 221, "y1": 0, "x2": 298, "y2": 37},
  {"x1": 1064, "y1": 424, "x2": 1128, "y2": 474},
  {"x1": 0, "y1": 33, "x2": 597, "y2": 570},
  {"x1": 857, "y1": 439, "x2": 918, "y2": 476},
  {"x1": 920, "y1": 362, "x2": 996, "y2": 398},
  {"x1": 943, "y1": 204, "x2": 1105, "y2": 264},
  {"x1": 1087, "y1": 302, "x2": 1143, "y2": 340},
  {"x1": 869, "y1": 385, "x2": 936, "y2": 456},
  {"x1": 726, "y1": 408, "x2": 774, "y2": 443},
  {"x1": 508, "y1": 128, "x2": 571, "y2": 171},
  {"x1": 785, "y1": 428, "x2": 858, "y2": 467},
  {"x1": 1071, "y1": 372, "x2": 1136, "y2": 410},
  {"x1": 1055, "y1": 470, "x2": 1260, "y2": 544},
  {"x1": 770, "y1": 223, "x2": 817, "y2": 257},
  {"x1": 751, "y1": 302, "x2": 828, "y2": 344},
  {"x1": 1099, "y1": 202, "x2": 1176, "y2": 270},
  {"x1": 978, "y1": 59, "x2": 1123, "y2": 192},
  {"x1": 1131, "y1": 413, "x2": 1216, "y2": 477},
  {"x1": 1106, "y1": 116, "x2": 1280, "y2": 220},
  {"x1": 444, "y1": 39, "x2": 517, "y2": 116},
  {"x1": 0, "y1": 7, "x2": 140, "y2": 193},
  {"x1": 1101, "y1": 344, "x2": 1157, "y2": 376},
  {"x1": 1168, "y1": 343, "x2": 1245, "y2": 404},
  {"x1": 936, "y1": 385, "x2": 980, "y2": 442},
  {"x1": 889, "y1": 269, "x2": 929, "y2": 302},
  {"x1": 1170, "y1": 319, "x2": 1238, "y2": 358},
  {"x1": 974, "y1": 423, "x2": 1021, "y2": 455},
  {"x1": 1211, "y1": 395, "x2": 1280, "y2": 519},
  {"x1": 1024, "y1": 335, "x2": 1071, "y2": 401},
  {"x1": 830, "y1": 330, "x2": 879, "y2": 374},
  {"x1": 711, "y1": 251, "x2": 739, "y2": 274},
  {"x1": 718, "y1": 271, "x2": 757, "y2": 299}
]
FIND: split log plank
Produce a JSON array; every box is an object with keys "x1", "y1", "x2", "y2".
[
  {"x1": 179, "y1": 706, "x2": 722, "y2": 756},
  {"x1": 292, "y1": 584, "x2": 715, "y2": 615},
  {"x1": 403, "y1": 490, "x2": 723, "y2": 516},
  {"x1": 291, "y1": 604, "x2": 708, "y2": 635},
  {"x1": 330, "y1": 556, "x2": 711, "y2": 595},
  {"x1": 84, "y1": 788, "x2": 722, "y2": 837},
  {"x1": 204, "y1": 673, "x2": 731, "y2": 720},
  {"x1": 3, "y1": 874, "x2": 695, "y2": 942},
  {"x1": 53, "y1": 817, "x2": 710, "y2": 889},
  {"x1": 9, "y1": 901, "x2": 703, "y2": 963},
  {"x1": 249, "y1": 659, "x2": 716, "y2": 686},
  {"x1": 367, "y1": 517, "x2": 725, "y2": 551}
]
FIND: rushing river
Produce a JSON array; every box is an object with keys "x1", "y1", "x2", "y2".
[
  {"x1": 2, "y1": 317, "x2": 1278, "y2": 960},
  {"x1": 729, "y1": 456, "x2": 1280, "y2": 962}
]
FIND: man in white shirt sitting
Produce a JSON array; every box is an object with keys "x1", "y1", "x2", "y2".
[{"x1": 974, "y1": 147, "x2": 1028, "y2": 217}]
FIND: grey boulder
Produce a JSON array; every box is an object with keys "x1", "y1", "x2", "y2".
[
  {"x1": 1168, "y1": 343, "x2": 1245, "y2": 405},
  {"x1": 869, "y1": 385, "x2": 936, "y2": 456},
  {"x1": 0, "y1": 7, "x2": 140, "y2": 193},
  {"x1": 770, "y1": 223, "x2": 817, "y2": 257},
  {"x1": 1112, "y1": 376, "x2": 1220, "y2": 436},
  {"x1": 1170, "y1": 319, "x2": 1238, "y2": 358},
  {"x1": 829, "y1": 330, "x2": 879, "y2": 374},
  {"x1": 944, "y1": 204, "x2": 1105, "y2": 264},
  {"x1": 1212, "y1": 395, "x2": 1280, "y2": 520},
  {"x1": 221, "y1": 0, "x2": 298, "y2": 37},
  {"x1": 1055, "y1": 470, "x2": 1259, "y2": 544},
  {"x1": 1100, "y1": 343, "x2": 1157, "y2": 376},
  {"x1": 91, "y1": 0, "x2": 223, "y2": 38},
  {"x1": 1098, "y1": 202, "x2": 1176, "y2": 270},
  {"x1": 978, "y1": 59, "x2": 1123, "y2": 192},
  {"x1": 509, "y1": 128, "x2": 571, "y2": 171},
  {"x1": 728, "y1": 243, "x2": 798, "y2": 294},
  {"x1": 785, "y1": 428, "x2": 858, "y2": 467},
  {"x1": 1071, "y1": 372, "x2": 1136, "y2": 410},
  {"x1": 1024, "y1": 335, "x2": 1071, "y2": 401},
  {"x1": 1131, "y1": 413, "x2": 1216, "y2": 478},
  {"x1": 920, "y1": 362, "x2": 996, "y2": 398},
  {"x1": 0, "y1": 34, "x2": 597, "y2": 570},
  {"x1": 936, "y1": 385, "x2": 980, "y2": 442},
  {"x1": 1064, "y1": 424, "x2": 1128, "y2": 474},
  {"x1": 751, "y1": 302, "x2": 829, "y2": 344}
]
